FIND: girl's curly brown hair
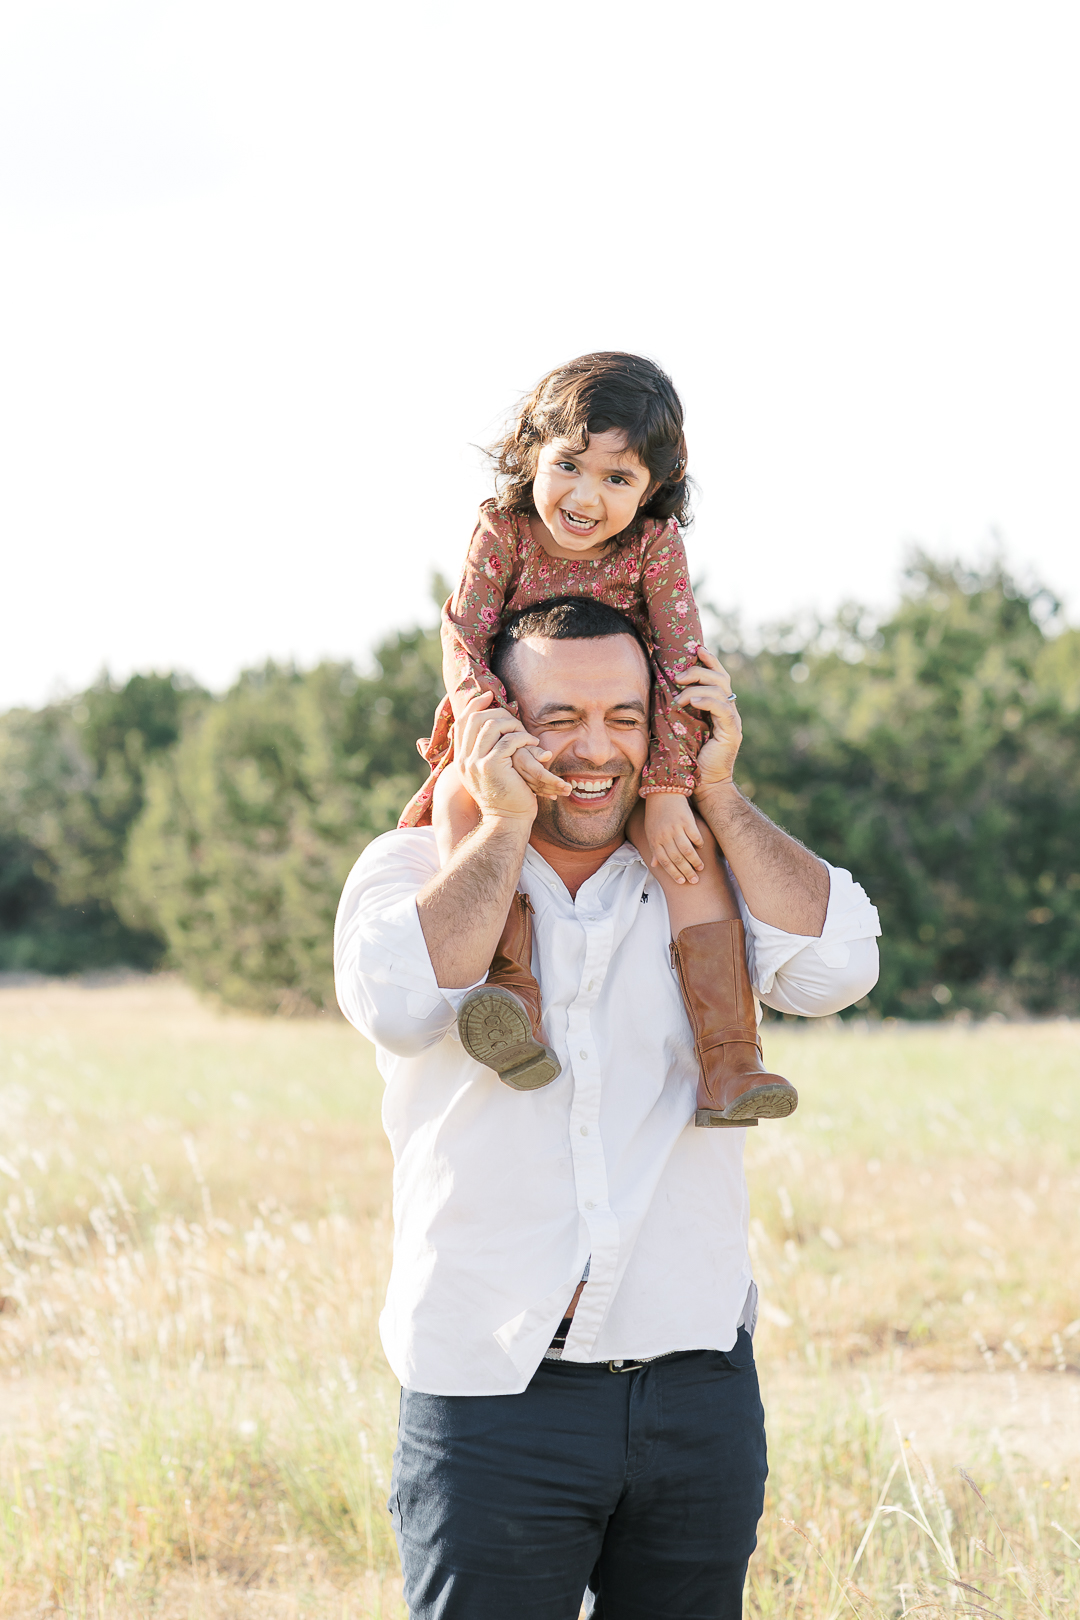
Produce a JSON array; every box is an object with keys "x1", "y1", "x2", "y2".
[{"x1": 490, "y1": 352, "x2": 691, "y2": 545}]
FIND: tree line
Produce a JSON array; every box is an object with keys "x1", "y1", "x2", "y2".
[{"x1": 2, "y1": 557, "x2": 1077, "y2": 1019}]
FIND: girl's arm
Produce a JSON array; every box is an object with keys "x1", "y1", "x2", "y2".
[
  {"x1": 441, "y1": 511, "x2": 519, "y2": 722},
  {"x1": 442, "y1": 511, "x2": 569, "y2": 801},
  {"x1": 638, "y1": 522, "x2": 711, "y2": 796}
]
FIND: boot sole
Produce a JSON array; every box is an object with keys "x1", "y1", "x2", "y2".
[
  {"x1": 696, "y1": 1082, "x2": 799, "y2": 1128},
  {"x1": 458, "y1": 988, "x2": 562, "y2": 1092}
]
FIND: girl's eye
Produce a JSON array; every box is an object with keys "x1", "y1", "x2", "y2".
[
  {"x1": 608, "y1": 476, "x2": 628, "y2": 486},
  {"x1": 556, "y1": 461, "x2": 577, "y2": 473}
]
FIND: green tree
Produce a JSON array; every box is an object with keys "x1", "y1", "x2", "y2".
[
  {"x1": 725, "y1": 557, "x2": 1080, "y2": 1016},
  {"x1": 123, "y1": 620, "x2": 443, "y2": 1012},
  {"x1": 6, "y1": 564, "x2": 1077, "y2": 1019},
  {"x1": 0, "y1": 674, "x2": 202, "y2": 973}
]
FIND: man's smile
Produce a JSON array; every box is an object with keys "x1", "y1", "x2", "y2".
[{"x1": 563, "y1": 775, "x2": 617, "y2": 804}]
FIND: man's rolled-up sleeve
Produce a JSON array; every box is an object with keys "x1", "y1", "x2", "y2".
[
  {"x1": 731, "y1": 862, "x2": 882, "y2": 1017},
  {"x1": 334, "y1": 830, "x2": 483, "y2": 1057}
]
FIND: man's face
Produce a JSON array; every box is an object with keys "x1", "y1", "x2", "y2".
[{"x1": 503, "y1": 634, "x2": 651, "y2": 850}]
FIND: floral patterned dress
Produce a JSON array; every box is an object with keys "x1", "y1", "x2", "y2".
[{"x1": 399, "y1": 500, "x2": 710, "y2": 827}]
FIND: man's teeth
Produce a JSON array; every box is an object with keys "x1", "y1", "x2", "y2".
[{"x1": 568, "y1": 778, "x2": 613, "y2": 798}]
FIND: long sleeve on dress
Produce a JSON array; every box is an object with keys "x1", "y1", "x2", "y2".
[
  {"x1": 637, "y1": 525, "x2": 710, "y2": 795},
  {"x1": 440, "y1": 512, "x2": 521, "y2": 720},
  {"x1": 397, "y1": 513, "x2": 522, "y2": 828}
]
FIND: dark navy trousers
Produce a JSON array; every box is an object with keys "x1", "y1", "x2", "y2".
[{"x1": 389, "y1": 1332, "x2": 767, "y2": 1619}]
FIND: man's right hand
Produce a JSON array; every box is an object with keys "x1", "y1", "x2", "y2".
[
  {"x1": 457, "y1": 693, "x2": 542, "y2": 825},
  {"x1": 418, "y1": 694, "x2": 543, "y2": 988}
]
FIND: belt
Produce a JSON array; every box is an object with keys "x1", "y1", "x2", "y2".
[
  {"x1": 542, "y1": 1347, "x2": 685, "y2": 1371},
  {"x1": 544, "y1": 1308, "x2": 698, "y2": 1371}
]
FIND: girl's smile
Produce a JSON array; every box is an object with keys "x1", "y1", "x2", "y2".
[
  {"x1": 530, "y1": 430, "x2": 654, "y2": 558},
  {"x1": 558, "y1": 509, "x2": 600, "y2": 537}
]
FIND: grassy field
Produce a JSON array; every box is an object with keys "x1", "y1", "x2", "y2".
[{"x1": 0, "y1": 978, "x2": 1077, "y2": 1618}]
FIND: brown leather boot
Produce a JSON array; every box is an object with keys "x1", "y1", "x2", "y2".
[
  {"x1": 670, "y1": 919, "x2": 799, "y2": 1127},
  {"x1": 457, "y1": 893, "x2": 561, "y2": 1091}
]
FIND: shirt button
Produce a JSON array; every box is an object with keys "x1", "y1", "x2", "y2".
[
  {"x1": 580, "y1": 1126, "x2": 589, "y2": 1136},
  {"x1": 585, "y1": 1200, "x2": 595, "y2": 1210},
  {"x1": 579, "y1": 1050, "x2": 588, "y2": 1059}
]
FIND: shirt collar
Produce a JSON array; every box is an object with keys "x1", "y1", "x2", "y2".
[{"x1": 522, "y1": 839, "x2": 646, "y2": 899}]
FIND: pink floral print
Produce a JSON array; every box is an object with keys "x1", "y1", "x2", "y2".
[{"x1": 399, "y1": 501, "x2": 709, "y2": 827}]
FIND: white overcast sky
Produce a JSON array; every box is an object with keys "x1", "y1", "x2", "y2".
[{"x1": 2, "y1": 1, "x2": 1078, "y2": 709}]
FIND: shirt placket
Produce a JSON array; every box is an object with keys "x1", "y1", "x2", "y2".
[{"x1": 560, "y1": 891, "x2": 618, "y2": 1359}]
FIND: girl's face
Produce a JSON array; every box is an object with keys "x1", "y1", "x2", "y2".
[{"x1": 531, "y1": 430, "x2": 654, "y2": 555}]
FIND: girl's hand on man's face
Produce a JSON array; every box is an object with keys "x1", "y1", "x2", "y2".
[{"x1": 512, "y1": 743, "x2": 574, "y2": 800}]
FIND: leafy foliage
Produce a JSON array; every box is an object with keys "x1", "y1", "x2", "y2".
[
  {"x1": 724, "y1": 556, "x2": 1080, "y2": 1016},
  {"x1": 122, "y1": 625, "x2": 443, "y2": 1012},
  {"x1": 0, "y1": 674, "x2": 202, "y2": 973},
  {"x1": 2, "y1": 560, "x2": 1077, "y2": 1017}
]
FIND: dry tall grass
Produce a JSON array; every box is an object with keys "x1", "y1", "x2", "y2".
[{"x1": 0, "y1": 979, "x2": 1076, "y2": 1618}]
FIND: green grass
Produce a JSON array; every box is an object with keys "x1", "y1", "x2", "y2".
[
  {"x1": 748, "y1": 1017, "x2": 1080, "y2": 1369},
  {"x1": 0, "y1": 979, "x2": 1077, "y2": 1617}
]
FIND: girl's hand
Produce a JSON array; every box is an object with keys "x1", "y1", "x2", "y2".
[
  {"x1": 643, "y1": 792, "x2": 705, "y2": 885},
  {"x1": 673, "y1": 647, "x2": 743, "y2": 792},
  {"x1": 512, "y1": 742, "x2": 573, "y2": 800}
]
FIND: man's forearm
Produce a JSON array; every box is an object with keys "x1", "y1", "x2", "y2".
[
  {"x1": 695, "y1": 781, "x2": 829, "y2": 937},
  {"x1": 416, "y1": 814, "x2": 532, "y2": 987}
]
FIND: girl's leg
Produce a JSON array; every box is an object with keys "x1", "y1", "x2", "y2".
[
  {"x1": 628, "y1": 802, "x2": 797, "y2": 1126},
  {"x1": 627, "y1": 803, "x2": 740, "y2": 933},
  {"x1": 456, "y1": 892, "x2": 561, "y2": 1091},
  {"x1": 433, "y1": 760, "x2": 482, "y2": 867},
  {"x1": 436, "y1": 762, "x2": 560, "y2": 1090}
]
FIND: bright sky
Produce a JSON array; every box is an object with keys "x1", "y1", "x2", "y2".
[{"x1": 2, "y1": 1, "x2": 1078, "y2": 710}]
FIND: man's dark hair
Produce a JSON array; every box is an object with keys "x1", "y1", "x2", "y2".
[{"x1": 491, "y1": 596, "x2": 652, "y2": 688}]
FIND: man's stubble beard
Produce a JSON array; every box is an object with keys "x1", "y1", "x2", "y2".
[{"x1": 531, "y1": 769, "x2": 642, "y2": 852}]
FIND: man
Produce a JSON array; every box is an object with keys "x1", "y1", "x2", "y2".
[{"x1": 335, "y1": 598, "x2": 880, "y2": 1619}]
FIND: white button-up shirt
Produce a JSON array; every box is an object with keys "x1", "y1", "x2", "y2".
[{"x1": 334, "y1": 828, "x2": 880, "y2": 1396}]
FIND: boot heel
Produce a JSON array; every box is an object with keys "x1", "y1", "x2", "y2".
[
  {"x1": 501, "y1": 1048, "x2": 562, "y2": 1091},
  {"x1": 696, "y1": 1111, "x2": 758, "y2": 1128}
]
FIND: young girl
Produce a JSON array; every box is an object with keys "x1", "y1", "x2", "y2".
[{"x1": 401, "y1": 352, "x2": 796, "y2": 1127}]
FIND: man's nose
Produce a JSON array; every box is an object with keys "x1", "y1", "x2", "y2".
[{"x1": 574, "y1": 713, "x2": 614, "y2": 763}]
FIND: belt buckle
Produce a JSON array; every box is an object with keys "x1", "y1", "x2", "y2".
[{"x1": 608, "y1": 1359, "x2": 645, "y2": 1373}]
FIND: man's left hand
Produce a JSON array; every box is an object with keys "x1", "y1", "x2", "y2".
[
  {"x1": 677, "y1": 647, "x2": 830, "y2": 934},
  {"x1": 673, "y1": 647, "x2": 743, "y2": 794}
]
